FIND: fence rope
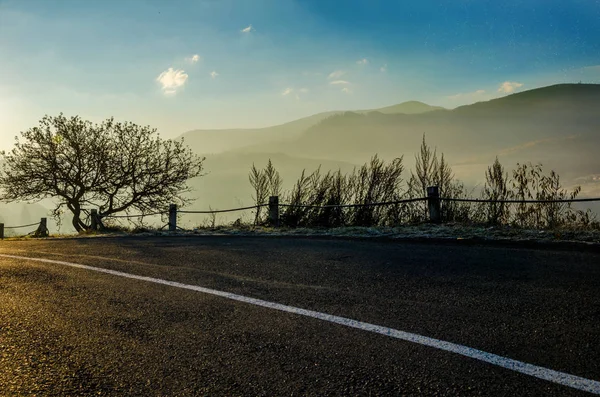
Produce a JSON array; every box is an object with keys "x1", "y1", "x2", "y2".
[
  {"x1": 278, "y1": 197, "x2": 428, "y2": 209},
  {"x1": 440, "y1": 197, "x2": 600, "y2": 204},
  {"x1": 4, "y1": 222, "x2": 39, "y2": 230},
  {"x1": 102, "y1": 211, "x2": 166, "y2": 219},
  {"x1": 178, "y1": 196, "x2": 600, "y2": 215},
  {"x1": 93, "y1": 196, "x2": 600, "y2": 218},
  {"x1": 178, "y1": 204, "x2": 269, "y2": 214}
]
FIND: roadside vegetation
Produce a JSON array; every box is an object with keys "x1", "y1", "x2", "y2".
[
  {"x1": 248, "y1": 135, "x2": 598, "y2": 230},
  {"x1": 1, "y1": 113, "x2": 596, "y2": 236}
]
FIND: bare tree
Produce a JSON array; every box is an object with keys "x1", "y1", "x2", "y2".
[{"x1": 0, "y1": 114, "x2": 204, "y2": 232}]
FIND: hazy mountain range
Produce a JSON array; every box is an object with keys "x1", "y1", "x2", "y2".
[
  {"x1": 179, "y1": 84, "x2": 600, "y2": 220},
  {"x1": 179, "y1": 101, "x2": 444, "y2": 155}
]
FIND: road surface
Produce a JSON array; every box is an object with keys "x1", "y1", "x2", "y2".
[{"x1": 1, "y1": 236, "x2": 599, "y2": 396}]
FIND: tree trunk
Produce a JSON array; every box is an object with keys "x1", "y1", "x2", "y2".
[
  {"x1": 71, "y1": 212, "x2": 85, "y2": 232},
  {"x1": 67, "y1": 200, "x2": 89, "y2": 233},
  {"x1": 71, "y1": 215, "x2": 82, "y2": 232}
]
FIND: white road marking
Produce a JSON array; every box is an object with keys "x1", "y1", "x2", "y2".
[{"x1": 2, "y1": 253, "x2": 599, "y2": 395}]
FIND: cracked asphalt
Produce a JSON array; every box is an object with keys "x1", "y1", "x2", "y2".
[{"x1": 0, "y1": 236, "x2": 599, "y2": 396}]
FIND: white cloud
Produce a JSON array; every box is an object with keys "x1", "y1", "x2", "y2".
[
  {"x1": 185, "y1": 54, "x2": 201, "y2": 63},
  {"x1": 298, "y1": 88, "x2": 309, "y2": 93},
  {"x1": 329, "y1": 80, "x2": 350, "y2": 85},
  {"x1": 156, "y1": 68, "x2": 188, "y2": 95},
  {"x1": 282, "y1": 87, "x2": 293, "y2": 96},
  {"x1": 328, "y1": 70, "x2": 346, "y2": 80},
  {"x1": 210, "y1": 71, "x2": 219, "y2": 79},
  {"x1": 448, "y1": 89, "x2": 486, "y2": 101},
  {"x1": 380, "y1": 64, "x2": 388, "y2": 73},
  {"x1": 241, "y1": 24, "x2": 253, "y2": 33},
  {"x1": 341, "y1": 87, "x2": 352, "y2": 94},
  {"x1": 356, "y1": 58, "x2": 369, "y2": 65},
  {"x1": 498, "y1": 81, "x2": 524, "y2": 94}
]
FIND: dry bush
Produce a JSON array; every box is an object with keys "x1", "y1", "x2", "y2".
[{"x1": 247, "y1": 138, "x2": 598, "y2": 230}]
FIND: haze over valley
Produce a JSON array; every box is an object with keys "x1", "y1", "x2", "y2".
[{"x1": 180, "y1": 84, "x2": 600, "y2": 224}]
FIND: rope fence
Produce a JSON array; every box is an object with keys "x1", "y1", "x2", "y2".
[
  {"x1": 278, "y1": 197, "x2": 427, "y2": 209},
  {"x1": 3, "y1": 186, "x2": 600, "y2": 237},
  {"x1": 120, "y1": 186, "x2": 600, "y2": 231},
  {"x1": 0, "y1": 218, "x2": 49, "y2": 239},
  {"x1": 4, "y1": 222, "x2": 40, "y2": 230},
  {"x1": 163, "y1": 195, "x2": 600, "y2": 218},
  {"x1": 103, "y1": 211, "x2": 165, "y2": 219},
  {"x1": 439, "y1": 197, "x2": 600, "y2": 204},
  {"x1": 178, "y1": 204, "x2": 269, "y2": 214}
]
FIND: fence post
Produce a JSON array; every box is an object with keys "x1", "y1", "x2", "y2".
[
  {"x1": 427, "y1": 186, "x2": 441, "y2": 223},
  {"x1": 0, "y1": 223, "x2": 4, "y2": 240},
  {"x1": 169, "y1": 204, "x2": 177, "y2": 232},
  {"x1": 90, "y1": 209, "x2": 98, "y2": 230},
  {"x1": 34, "y1": 217, "x2": 49, "y2": 237},
  {"x1": 269, "y1": 196, "x2": 279, "y2": 227}
]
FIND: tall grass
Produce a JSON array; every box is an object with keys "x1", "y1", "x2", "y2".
[
  {"x1": 248, "y1": 136, "x2": 599, "y2": 229},
  {"x1": 249, "y1": 159, "x2": 281, "y2": 225},
  {"x1": 504, "y1": 163, "x2": 594, "y2": 228},
  {"x1": 275, "y1": 155, "x2": 405, "y2": 227}
]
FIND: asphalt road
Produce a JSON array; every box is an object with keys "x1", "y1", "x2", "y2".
[{"x1": 0, "y1": 236, "x2": 599, "y2": 396}]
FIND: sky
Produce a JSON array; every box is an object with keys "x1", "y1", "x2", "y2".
[{"x1": 1, "y1": 0, "x2": 600, "y2": 150}]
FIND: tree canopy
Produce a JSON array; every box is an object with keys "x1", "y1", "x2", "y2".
[{"x1": 0, "y1": 114, "x2": 204, "y2": 232}]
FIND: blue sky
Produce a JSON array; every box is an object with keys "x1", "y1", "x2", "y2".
[{"x1": 1, "y1": 0, "x2": 600, "y2": 149}]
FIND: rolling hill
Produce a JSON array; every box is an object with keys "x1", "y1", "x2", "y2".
[
  {"x1": 246, "y1": 84, "x2": 600, "y2": 181},
  {"x1": 178, "y1": 83, "x2": 600, "y2": 219},
  {"x1": 178, "y1": 101, "x2": 445, "y2": 155},
  {"x1": 365, "y1": 101, "x2": 445, "y2": 115}
]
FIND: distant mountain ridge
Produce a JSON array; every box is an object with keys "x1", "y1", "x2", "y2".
[
  {"x1": 365, "y1": 101, "x2": 445, "y2": 115},
  {"x1": 178, "y1": 101, "x2": 445, "y2": 155},
  {"x1": 452, "y1": 83, "x2": 600, "y2": 117},
  {"x1": 282, "y1": 83, "x2": 600, "y2": 172},
  {"x1": 231, "y1": 83, "x2": 600, "y2": 182},
  {"x1": 182, "y1": 83, "x2": 600, "y2": 219},
  {"x1": 179, "y1": 84, "x2": 600, "y2": 157}
]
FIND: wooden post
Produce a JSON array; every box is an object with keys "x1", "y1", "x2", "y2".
[
  {"x1": 268, "y1": 196, "x2": 279, "y2": 227},
  {"x1": 90, "y1": 209, "x2": 98, "y2": 230},
  {"x1": 0, "y1": 223, "x2": 4, "y2": 240},
  {"x1": 169, "y1": 204, "x2": 177, "y2": 232},
  {"x1": 427, "y1": 186, "x2": 441, "y2": 223},
  {"x1": 34, "y1": 217, "x2": 49, "y2": 237}
]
